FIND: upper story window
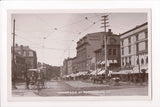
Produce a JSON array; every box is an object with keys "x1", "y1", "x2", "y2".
[
  {"x1": 121, "y1": 40, "x2": 124, "y2": 46},
  {"x1": 23, "y1": 51, "x2": 26, "y2": 56},
  {"x1": 113, "y1": 49, "x2": 116, "y2": 55},
  {"x1": 141, "y1": 58, "x2": 144, "y2": 65},
  {"x1": 137, "y1": 57, "x2": 139, "y2": 65},
  {"x1": 125, "y1": 57, "x2": 128, "y2": 65},
  {"x1": 129, "y1": 57, "x2": 131, "y2": 65},
  {"x1": 145, "y1": 30, "x2": 148, "y2": 38},
  {"x1": 110, "y1": 38, "x2": 116, "y2": 44},
  {"x1": 122, "y1": 58, "x2": 124, "y2": 66},
  {"x1": 145, "y1": 40, "x2": 148, "y2": 50},
  {"x1": 146, "y1": 57, "x2": 148, "y2": 64},
  {"x1": 136, "y1": 34, "x2": 139, "y2": 41},
  {"x1": 128, "y1": 37, "x2": 131, "y2": 44},
  {"x1": 29, "y1": 51, "x2": 34, "y2": 56},
  {"x1": 122, "y1": 48, "x2": 124, "y2": 55},
  {"x1": 109, "y1": 49, "x2": 112, "y2": 55},
  {"x1": 128, "y1": 46, "x2": 131, "y2": 54},
  {"x1": 136, "y1": 43, "x2": 139, "y2": 52}
]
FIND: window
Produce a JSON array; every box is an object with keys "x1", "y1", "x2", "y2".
[
  {"x1": 136, "y1": 43, "x2": 139, "y2": 52},
  {"x1": 122, "y1": 48, "x2": 124, "y2": 55},
  {"x1": 129, "y1": 57, "x2": 131, "y2": 65},
  {"x1": 23, "y1": 51, "x2": 27, "y2": 56},
  {"x1": 121, "y1": 40, "x2": 124, "y2": 46},
  {"x1": 146, "y1": 57, "x2": 148, "y2": 64},
  {"x1": 109, "y1": 49, "x2": 112, "y2": 55},
  {"x1": 136, "y1": 34, "x2": 139, "y2": 41},
  {"x1": 125, "y1": 57, "x2": 128, "y2": 65},
  {"x1": 128, "y1": 46, "x2": 131, "y2": 54},
  {"x1": 113, "y1": 49, "x2": 116, "y2": 55},
  {"x1": 128, "y1": 37, "x2": 131, "y2": 44},
  {"x1": 29, "y1": 51, "x2": 33, "y2": 56},
  {"x1": 26, "y1": 51, "x2": 29, "y2": 56},
  {"x1": 145, "y1": 30, "x2": 148, "y2": 38},
  {"x1": 145, "y1": 40, "x2": 148, "y2": 50},
  {"x1": 137, "y1": 58, "x2": 139, "y2": 65},
  {"x1": 141, "y1": 58, "x2": 144, "y2": 65},
  {"x1": 122, "y1": 58, "x2": 124, "y2": 66}
]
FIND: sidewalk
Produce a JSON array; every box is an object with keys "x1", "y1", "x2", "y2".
[
  {"x1": 65, "y1": 80, "x2": 148, "y2": 89},
  {"x1": 64, "y1": 80, "x2": 148, "y2": 96},
  {"x1": 12, "y1": 83, "x2": 39, "y2": 97}
]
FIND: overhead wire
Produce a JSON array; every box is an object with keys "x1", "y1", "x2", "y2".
[{"x1": 16, "y1": 13, "x2": 109, "y2": 65}]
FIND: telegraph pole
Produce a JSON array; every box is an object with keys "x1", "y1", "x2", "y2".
[
  {"x1": 12, "y1": 19, "x2": 17, "y2": 89},
  {"x1": 101, "y1": 15, "x2": 109, "y2": 83}
]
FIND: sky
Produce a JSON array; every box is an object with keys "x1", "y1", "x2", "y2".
[{"x1": 11, "y1": 13, "x2": 147, "y2": 66}]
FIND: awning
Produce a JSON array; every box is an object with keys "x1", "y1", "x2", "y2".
[
  {"x1": 100, "y1": 61, "x2": 105, "y2": 64},
  {"x1": 97, "y1": 70, "x2": 105, "y2": 75},
  {"x1": 111, "y1": 70, "x2": 133, "y2": 75},
  {"x1": 108, "y1": 60, "x2": 117, "y2": 63},
  {"x1": 90, "y1": 70, "x2": 97, "y2": 75},
  {"x1": 70, "y1": 73, "x2": 77, "y2": 77}
]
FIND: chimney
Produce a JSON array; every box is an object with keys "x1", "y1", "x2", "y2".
[
  {"x1": 20, "y1": 45, "x2": 23, "y2": 56},
  {"x1": 108, "y1": 29, "x2": 112, "y2": 35}
]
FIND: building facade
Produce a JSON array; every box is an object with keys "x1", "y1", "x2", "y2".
[
  {"x1": 62, "y1": 59, "x2": 68, "y2": 76},
  {"x1": 120, "y1": 22, "x2": 148, "y2": 73},
  {"x1": 76, "y1": 32, "x2": 104, "y2": 72},
  {"x1": 62, "y1": 57, "x2": 75, "y2": 76},
  {"x1": 14, "y1": 44, "x2": 37, "y2": 69},
  {"x1": 72, "y1": 57, "x2": 78, "y2": 73},
  {"x1": 67, "y1": 58, "x2": 73, "y2": 75},
  {"x1": 94, "y1": 29, "x2": 121, "y2": 73},
  {"x1": 13, "y1": 52, "x2": 26, "y2": 79}
]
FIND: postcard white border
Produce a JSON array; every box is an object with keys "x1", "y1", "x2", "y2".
[{"x1": 1, "y1": 0, "x2": 160, "y2": 107}]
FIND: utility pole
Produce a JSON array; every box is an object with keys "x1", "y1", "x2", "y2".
[
  {"x1": 12, "y1": 19, "x2": 17, "y2": 89},
  {"x1": 101, "y1": 15, "x2": 109, "y2": 83}
]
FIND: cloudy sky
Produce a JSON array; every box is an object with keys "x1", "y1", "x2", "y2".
[{"x1": 11, "y1": 12, "x2": 147, "y2": 66}]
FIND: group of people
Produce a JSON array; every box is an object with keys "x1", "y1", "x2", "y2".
[{"x1": 24, "y1": 69, "x2": 46, "y2": 89}]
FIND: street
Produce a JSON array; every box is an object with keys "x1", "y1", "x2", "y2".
[{"x1": 12, "y1": 80, "x2": 148, "y2": 96}]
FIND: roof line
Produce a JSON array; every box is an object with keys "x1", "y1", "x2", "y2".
[{"x1": 120, "y1": 22, "x2": 148, "y2": 36}]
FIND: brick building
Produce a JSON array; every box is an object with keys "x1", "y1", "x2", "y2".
[
  {"x1": 76, "y1": 32, "x2": 104, "y2": 72},
  {"x1": 62, "y1": 57, "x2": 74, "y2": 76},
  {"x1": 94, "y1": 29, "x2": 120, "y2": 74},
  {"x1": 14, "y1": 44, "x2": 37, "y2": 69}
]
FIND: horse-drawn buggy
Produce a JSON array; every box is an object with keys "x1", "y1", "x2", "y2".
[{"x1": 25, "y1": 68, "x2": 46, "y2": 90}]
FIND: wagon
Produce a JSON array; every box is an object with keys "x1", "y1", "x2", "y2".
[{"x1": 27, "y1": 69, "x2": 46, "y2": 90}]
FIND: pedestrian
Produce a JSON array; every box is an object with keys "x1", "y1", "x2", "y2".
[{"x1": 24, "y1": 70, "x2": 30, "y2": 89}]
